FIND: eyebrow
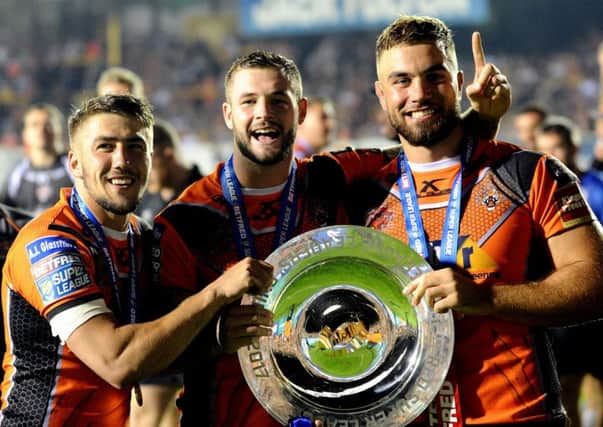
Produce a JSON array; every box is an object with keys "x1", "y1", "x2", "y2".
[
  {"x1": 93, "y1": 135, "x2": 146, "y2": 144},
  {"x1": 238, "y1": 90, "x2": 290, "y2": 99},
  {"x1": 387, "y1": 64, "x2": 448, "y2": 80}
]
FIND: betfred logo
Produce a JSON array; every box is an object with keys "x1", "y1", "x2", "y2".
[
  {"x1": 32, "y1": 253, "x2": 92, "y2": 304},
  {"x1": 555, "y1": 184, "x2": 591, "y2": 228}
]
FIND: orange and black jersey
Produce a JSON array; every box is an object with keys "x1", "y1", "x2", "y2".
[
  {"x1": 365, "y1": 140, "x2": 594, "y2": 425},
  {"x1": 0, "y1": 204, "x2": 33, "y2": 379},
  {"x1": 1, "y1": 189, "x2": 151, "y2": 426},
  {"x1": 154, "y1": 149, "x2": 391, "y2": 426}
]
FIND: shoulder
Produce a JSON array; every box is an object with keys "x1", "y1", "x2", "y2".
[
  {"x1": 13, "y1": 201, "x2": 86, "y2": 252},
  {"x1": 490, "y1": 148, "x2": 544, "y2": 187},
  {"x1": 157, "y1": 169, "x2": 227, "y2": 231},
  {"x1": 472, "y1": 140, "x2": 553, "y2": 203}
]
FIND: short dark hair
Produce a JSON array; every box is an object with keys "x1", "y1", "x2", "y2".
[
  {"x1": 538, "y1": 116, "x2": 580, "y2": 149},
  {"x1": 153, "y1": 118, "x2": 179, "y2": 151},
  {"x1": 224, "y1": 50, "x2": 303, "y2": 101},
  {"x1": 68, "y1": 94, "x2": 154, "y2": 141},
  {"x1": 24, "y1": 103, "x2": 64, "y2": 133},
  {"x1": 517, "y1": 105, "x2": 548, "y2": 121},
  {"x1": 376, "y1": 15, "x2": 457, "y2": 73}
]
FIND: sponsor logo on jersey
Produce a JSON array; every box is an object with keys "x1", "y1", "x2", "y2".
[
  {"x1": 27, "y1": 236, "x2": 92, "y2": 304},
  {"x1": 26, "y1": 236, "x2": 79, "y2": 264},
  {"x1": 555, "y1": 184, "x2": 591, "y2": 228},
  {"x1": 419, "y1": 178, "x2": 447, "y2": 197}
]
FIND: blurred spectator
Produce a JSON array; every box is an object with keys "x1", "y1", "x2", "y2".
[
  {"x1": 598, "y1": 41, "x2": 603, "y2": 111},
  {"x1": 535, "y1": 116, "x2": 603, "y2": 427},
  {"x1": 0, "y1": 5, "x2": 602, "y2": 163},
  {"x1": 513, "y1": 105, "x2": 548, "y2": 150},
  {"x1": 293, "y1": 96, "x2": 336, "y2": 158},
  {"x1": 97, "y1": 66, "x2": 145, "y2": 98},
  {"x1": 0, "y1": 103, "x2": 72, "y2": 215},
  {"x1": 135, "y1": 119, "x2": 203, "y2": 222},
  {"x1": 534, "y1": 116, "x2": 581, "y2": 172}
]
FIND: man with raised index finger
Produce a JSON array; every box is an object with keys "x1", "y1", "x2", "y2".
[{"x1": 369, "y1": 15, "x2": 603, "y2": 426}]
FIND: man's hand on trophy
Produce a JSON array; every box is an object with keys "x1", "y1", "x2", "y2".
[
  {"x1": 218, "y1": 304, "x2": 274, "y2": 354},
  {"x1": 403, "y1": 267, "x2": 493, "y2": 316},
  {"x1": 211, "y1": 257, "x2": 274, "y2": 303}
]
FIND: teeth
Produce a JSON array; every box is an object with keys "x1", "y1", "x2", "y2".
[
  {"x1": 410, "y1": 109, "x2": 434, "y2": 118},
  {"x1": 254, "y1": 129, "x2": 277, "y2": 135},
  {"x1": 110, "y1": 178, "x2": 133, "y2": 185}
]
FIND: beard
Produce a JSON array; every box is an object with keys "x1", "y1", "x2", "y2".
[
  {"x1": 234, "y1": 125, "x2": 295, "y2": 166},
  {"x1": 388, "y1": 102, "x2": 461, "y2": 148},
  {"x1": 81, "y1": 170, "x2": 143, "y2": 216},
  {"x1": 96, "y1": 197, "x2": 140, "y2": 215}
]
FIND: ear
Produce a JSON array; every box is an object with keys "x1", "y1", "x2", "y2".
[
  {"x1": 297, "y1": 97, "x2": 308, "y2": 125},
  {"x1": 456, "y1": 70, "x2": 464, "y2": 101},
  {"x1": 374, "y1": 81, "x2": 387, "y2": 111},
  {"x1": 223, "y1": 102, "x2": 233, "y2": 130},
  {"x1": 68, "y1": 149, "x2": 82, "y2": 179}
]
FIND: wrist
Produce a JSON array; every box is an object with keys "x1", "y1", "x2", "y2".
[{"x1": 205, "y1": 281, "x2": 229, "y2": 306}]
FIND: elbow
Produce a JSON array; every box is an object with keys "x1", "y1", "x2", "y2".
[
  {"x1": 107, "y1": 376, "x2": 138, "y2": 391},
  {"x1": 100, "y1": 363, "x2": 143, "y2": 390}
]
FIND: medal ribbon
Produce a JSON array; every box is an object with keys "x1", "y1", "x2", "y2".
[
  {"x1": 397, "y1": 139, "x2": 473, "y2": 266},
  {"x1": 397, "y1": 139, "x2": 473, "y2": 427},
  {"x1": 220, "y1": 156, "x2": 298, "y2": 259},
  {"x1": 70, "y1": 187, "x2": 138, "y2": 324}
]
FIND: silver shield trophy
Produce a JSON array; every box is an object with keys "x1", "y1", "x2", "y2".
[{"x1": 238, "y1": 225, "x2": 454, "y2": 426}]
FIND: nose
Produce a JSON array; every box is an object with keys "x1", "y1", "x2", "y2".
[
  {"x1": 253, "y1": 97, "x2": 273, "y2": 120},
  {"x1": 112, "y1": 143, "x2": 132, "y2": 167},
  {"x1": 408, "y1": 77, "x2": 432, "y2": 103}
]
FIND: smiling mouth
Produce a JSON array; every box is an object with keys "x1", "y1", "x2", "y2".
[
  {"x1": 108, "y1": 177, "x2": 135, "y2": 186},
  {"x1": 406, "y1": 108, "x2": 437, "y2": 119},
  {"x1": 251, "y1": 127, "x2": 281, "y2": 143}
]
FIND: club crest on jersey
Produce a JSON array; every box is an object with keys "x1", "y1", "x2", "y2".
[
  {"x1": 26, "y1": 236, "x2": 92, "y2": 304},
  {"x1": 482, "y1": 193, "x2": 499, "y2": 211},
  {"x1": 477, "y1": 185, "x2": 499, "y2": 211}
]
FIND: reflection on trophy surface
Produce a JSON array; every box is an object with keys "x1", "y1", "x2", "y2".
[{"x1": 238, "y1": 226, "x2": 454, "y2": 426}]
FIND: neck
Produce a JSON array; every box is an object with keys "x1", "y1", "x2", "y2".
[
  {"x1": 232, "y1": 154, "x2": 293, "y2": 188},
  {"x1": 74, "y1": 184, "x2": 130, "y2": 232},
  {"x1": 29, "y1": 147, "x2": 58, "y2": 168},
  {"x1": 399, "y1": 126, "x2": 464, "y2": 164}
]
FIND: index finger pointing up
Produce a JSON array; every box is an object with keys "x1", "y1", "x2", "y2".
[{"x1": 472, "y1": 31, "x2": 486, "y2": 81}]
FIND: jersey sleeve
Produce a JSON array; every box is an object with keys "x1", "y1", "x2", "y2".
[
  {"x1": 8, "y1": 232, "x2": 107, "y2": 330},
  {"x1": 317, "y1": 147, "x2": 392, "y2": 186},
  {"x1": 49, "y1": 297, "x2": 111, "y2": 342},
  {"x1": 529, "y1": 156, "x2": 595, "y2": 238}
]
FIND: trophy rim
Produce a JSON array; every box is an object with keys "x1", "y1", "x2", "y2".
[{"x1": 238, "y1": 225, "x2": 454, "y2": 425}]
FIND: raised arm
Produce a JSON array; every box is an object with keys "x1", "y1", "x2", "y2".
[{"x1": 66, "y1": 257, "x2": 273, "y2": 389}]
